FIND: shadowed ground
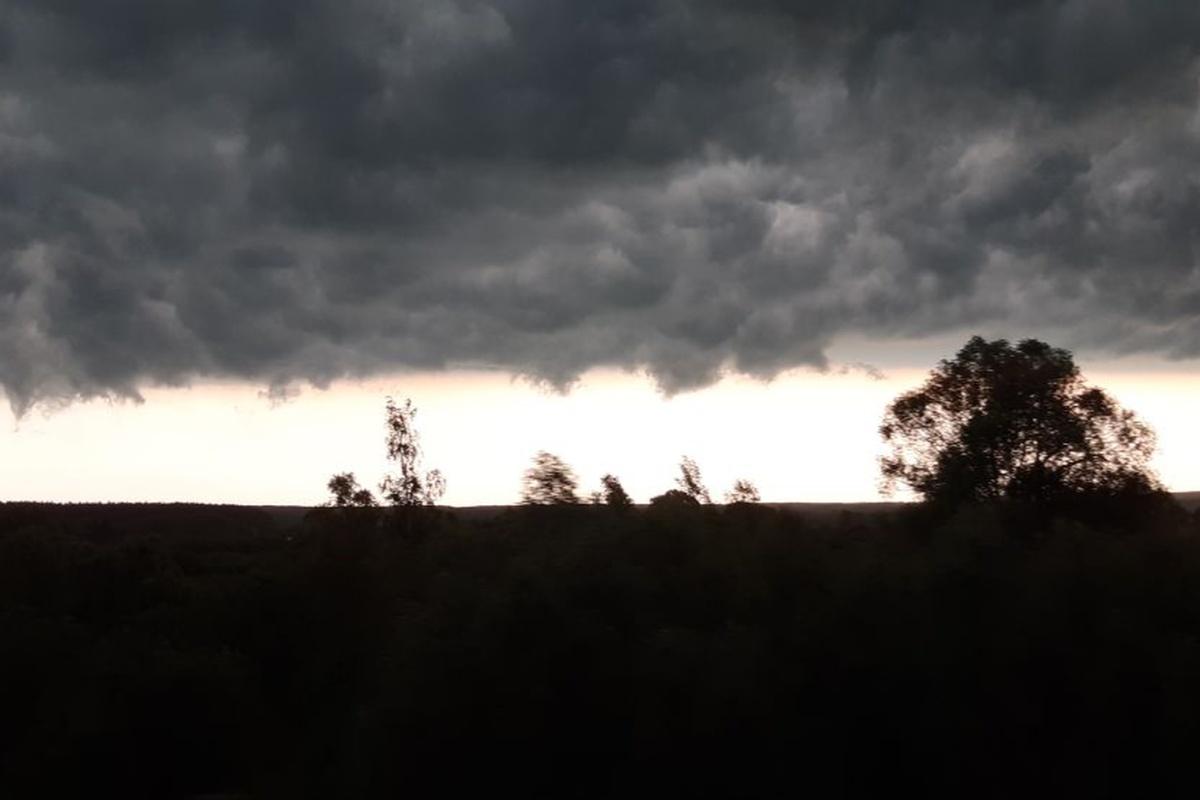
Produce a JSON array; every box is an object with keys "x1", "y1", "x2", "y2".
[{"x1": 1, "y1": 496, "x2": 1198, "y2": 797}]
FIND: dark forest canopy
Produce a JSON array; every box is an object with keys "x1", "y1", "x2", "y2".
[{"x1": 1, "y1": 498, "x2": 1199, "y2": 797}]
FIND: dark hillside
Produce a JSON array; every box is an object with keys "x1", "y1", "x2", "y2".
[
  {"x1": 1, "y1": 498, "x2": 1199, "y2": 797},
  {"x1": 1174, "y1": 491, "x2": 1200, "y2": 511},
  {"x1": 0, "y1": 502, "x2": 282, "y2": 542}
]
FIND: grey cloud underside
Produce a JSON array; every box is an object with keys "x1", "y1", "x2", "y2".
[{"x1": 2, "y1": 0, "x2": 1199, "y2": 411}]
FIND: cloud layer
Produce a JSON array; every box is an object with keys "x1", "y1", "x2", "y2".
[{"x1": 2, "y1": 0, "x2": 1199, "y2": 410}]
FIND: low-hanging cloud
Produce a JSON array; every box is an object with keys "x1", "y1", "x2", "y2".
[{"x1": 2, "y1": 0, "x2": 1199, "y2": 412}]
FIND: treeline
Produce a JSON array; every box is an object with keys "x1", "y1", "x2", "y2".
[
  {"x1": 325, "y1": 396, "x2": 758, "y2": 511},
  {"x1": 330, "y1": 336, "x2": 1172, "y2": 515}
]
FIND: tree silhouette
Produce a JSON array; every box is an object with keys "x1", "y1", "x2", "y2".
[
  {"x1": 649, "y1": 489, "x2": 701, "y2": 508},
  {"x1": 725, "y1": 479, "x2": 761, "y2": 504},
  {"x1": 675, "y1": 456, "x2": 711, "y2": 504},
  {"x1": 521, "y1": 451, "x2": 580, "y2": 505},
  {"x1": 600, "y1": 474, "x2": 633, "y2": 508},
  {"x1": 379, "y1": 397, "x2": 445, "y2": 507},
  {"x1": 326, "y1": 472, "x2": 378, "y2": 508},
  {"x1": 880, "y1": 336, "x2": 1160, "y2": 504}
]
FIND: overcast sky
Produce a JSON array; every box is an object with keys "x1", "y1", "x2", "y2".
[{"x1": 2, "y1": 1, "x2": 1199, "y2": 503}]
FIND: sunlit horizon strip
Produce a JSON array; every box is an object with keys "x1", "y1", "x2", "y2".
[{"x1": 1, "y1": 356, "x2": 1197, "y2": 507}]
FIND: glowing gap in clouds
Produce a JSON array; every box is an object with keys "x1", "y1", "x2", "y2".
[{"x1": 0, "y1": 363, "x2": 1197, "y2": 506}]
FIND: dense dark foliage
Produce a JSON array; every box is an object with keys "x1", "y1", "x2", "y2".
[
  {"x1": 599, "y1": 474, "x2": 634, "y2": 508},
  {"x1": 2, "y1": 498, "x2": 1199, "y2": 797},
  {"x1": 881, "y1": 337, "x2": 1160, "y2": 504}
]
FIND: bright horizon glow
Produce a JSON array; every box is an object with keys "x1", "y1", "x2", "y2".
[{"x1": 1, "y1": 354, "x2": 1198, "y2": 507}]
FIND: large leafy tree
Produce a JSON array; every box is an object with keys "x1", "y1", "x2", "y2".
[
  {"x1": 880, "y1": 336, "x2": 1160, "y2": 504},
  {"x1": 325, "y1": 472, "x2": 378, "y2": 508}
]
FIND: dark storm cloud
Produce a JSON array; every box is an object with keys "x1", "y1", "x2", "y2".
[{"x1": 2, "y1": 0, "x2": 1199, "y2": 410}]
